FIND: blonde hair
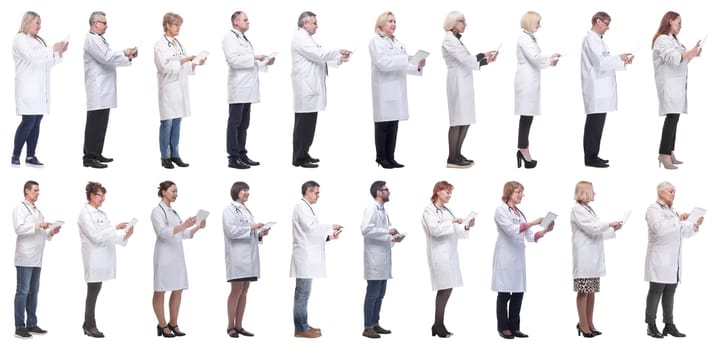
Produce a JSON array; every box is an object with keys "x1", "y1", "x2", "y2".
[
  {"x1": 574, "y1": 181, "x2": 594, "y2": 203},
  {"x1": 444, "y1": 11, "x2": 465, "y2": 31},
  {"x1": 375, "y1": 11, "x2": 395, "y2": 35},
  {"x1": 162, "y1": 12, "x2": 183, "y2": 31},
  {"x1": 520, "y1": 11, "x2": 541, "y2": 32},
  {"x1": 18, "y1": 11, "x2": 40, "y2": 34}
]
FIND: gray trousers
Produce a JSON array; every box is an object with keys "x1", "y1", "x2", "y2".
[{"x1": 645, "y1": 282, "x2": 677, "y2": 324}]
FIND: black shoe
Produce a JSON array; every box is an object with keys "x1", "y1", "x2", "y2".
[
  {"x1": 373, "y1": 325, "x2": 391, "y2": 334},
  {"x1": 597, "y1": 157, "x2": 609, "y2": 164},
  {"x1": 498, "y1": 330, "x2": 514, "y2": 339},
  {"x1": 447, "y1": 158, "x2": 472, "y2": 168},
  {"x1": 647, "y1": 323, "x2": 664, "y2": 338},
  {"x1": 516, "y1": 150, "x2": 537, "y2": 169},
  {"x1": 27, "y1": 325, "x2": 47, "y2": 335},
  {"x1": 431, "y1": 324, "x2": 450, "y2": 338},
  {"x1": 585, "y1": 160, "x2": 609, "y2": 168},
  {"x1": 294, "y1": 162, "x2": 318, "y2": 168},
  {"x1": 389, "y1": 160, "x2": 404, "y2": 168},
  {"x1": 97, "y1": 155, "x2": 114, "y2": 163},
  {"x1": 576, "y1": 324, "x2": 595, "y2": 338},
  {"x1": 237, "y1": 328, "x2": 254, "y2": 337},
  {"x1": 157, "y1": 325, "x2": 175, "y2": 338},
  {"x1": 228, "y1": 159, "x2": 251, "y2": 169},
  {"x1": 82, "y1": 325, "x2": 105, "y2": 338},
  {"x1": 227, "y1": 328, "x2": 239, "y2": 338},
  {"x1": 15, "y1": 328, "x2": 32, "y2": 339},
  {"x1": 240, "y1": 157, "x2": 260, "y2": 166},
  {"x1": 459, "y1": 154, "x2": 474, "y2": 164},
  {"x1": 84, "y1": 159, "x2": 108, "y2": 169},
  {"x1": 363, "y1": 328, "x2": 381, "y2": 338},
  {"x1": 662, "y1": 323, "x2": 686, "y2": 337},
  {"x1": 161, "y1": 158, "x2": 174, "y2": 169},
  {"x1": 170, "y1": 157, "x2": 189, "y2": 167},
  {"x1": 377, "y1": 159, "x2": 395, "y2": 169},
  {"x1": 512, "y1": 330, "x2": 529, "y2": 338},
  {"x1": 168, "y1": 324, "x2": 185, "y2": 336},
  {"x1": 308, "y1": 156, "x2": 320, "y2": 163}
]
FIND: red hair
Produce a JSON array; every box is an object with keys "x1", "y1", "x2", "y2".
[{"x1": 430, "y1": 181, "x2": 454, "y2": 202}]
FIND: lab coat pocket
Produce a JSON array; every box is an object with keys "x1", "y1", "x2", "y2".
[
  {"x1": 380, "y1": 80, "x2": 401, "y2": 102},
  {"x1": 302, "y1": 79, "x2": 319, "y2": 97},
  {"x1": 592, "y1": 77, "x2": 612, "y2": 99}
]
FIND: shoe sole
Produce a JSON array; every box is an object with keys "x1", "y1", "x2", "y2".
[
  {"x1": 14, "y1": 334, "x2": 33, "y2": 339},
  {"x1": 446, "y1": 163, "x2": 472, "y2": 168},
  {"x1": 25, "y1": 164, "x2": 44, "y2": 168},
  {"x1": 12, "y1": 164, "x2": 20, "y2": 168}
]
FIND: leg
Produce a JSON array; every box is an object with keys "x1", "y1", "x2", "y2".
[
  {"x1": 25, "y1": 116, "x2": 44, "y2": 158},
  {"x1": 645, "y1": 282, "x2": 664, "y2": 324},
  {"x1": 169, "y1": 118, "x2": 182, "y2": 158},
  {"x1": 13, "y1": 115, "x2": 41, "y2": 158},
  {"x1": 518, "y1": 115, "x2": 534, "y2": 160},
  {"x1": 84, "y1": 282, "x2": 102, "y2": 329},
  {"x1": 305, "y1": 112, "x2": 318, "y2": 157},
  {"x1": 375, "y1": 122, "x2": 389, "y2": 162},
  {"x1": 237, "y1": 103, "x2": 252, "y2": 159},
  {"x1": 168, "y1": 290, "x2": 183, "y2": 328},
  {"x1": 586, "y1": 292, "x2": 597, "y2": 331},
  {"x1": 508, "y1": 292, "x2": 524, "y2": 331},
  {"x1": 576, "y1": 292, "x2": 589, "y2": 332},
  {"x1": 583, "y1": 113, "x2": 606, "y2": 163},
  {"x1": 292, "y1": 113, "x2": 317, "y2": 164},
  {"x1": 386, "y1": 121, "x2": 399, "y2": 162},
  {"x1": 364, "y1": 280, "x2": 382, "y2": 328},
  {"x1": 14, "y1": 266, "x2": 33, "y2": 329},
  {"x1": 227, "y1": 104, "x2": 243, "y2": 160},
  {"x1": 293, "y1": 278, "x2": 312, "y2": 333},
  {"x1": 227, "y1": 281, "x2": 242, "y2": 329},
  {"x1": 152, "y1": 291, "x2": 167, "y2": 326},
  {"x1": 496, "y1": 292, "x2": 511, "y2": 332},
  {"x1": 434, "y1": 288, "x2": 452, "y2": 327},
  {"x1": 83, "y1": 109, "x2": 109, "y2": 160},
  {"x1": 236, "y1": 282, "x2": 251, "y2": 329},
  {"x1": 373, "y1": 280, "x2": 387, "y2": 327},
  {"x1": 661, "y1": 283, "x2": 678, "y2": 325},
  {"x1": 447, "y1": 126, "x2": 460, "y2": 162},
  {"x1": 159, "y1": 120, "x2": 172, "y2": 159},
  {"x1": 457, "y1": 125, "x2": 470, "y2": 159},
  {"x1": 659, "y1": 114, "x2": 679, "y2": 155},
  {"x1": 292, "y1": 113, "x2": 303, "y2": 164},
  {"x1": 25, "y1": 267, "x2": 41, "y2": 328}
]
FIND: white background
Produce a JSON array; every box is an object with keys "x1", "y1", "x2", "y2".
[{"x1": 1, "y1": 1, "x2": 716, "y2": 349}]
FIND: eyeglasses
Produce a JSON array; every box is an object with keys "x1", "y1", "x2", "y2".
[
  {"x1": 97, "y1": 21, "x2": 107, "y2": 25},
  {"x1": 380, "y1": 188, "x2": 390, "y2": 192},
  {"x1": 93, "y1": 192, "x2": 105, "y2": 197},
  {"x1": 458, "y1": 19, "x2": 466, "y2": 24},
  {"x1": 600, "y1": 19, "x2": 610, "y2": 27}
]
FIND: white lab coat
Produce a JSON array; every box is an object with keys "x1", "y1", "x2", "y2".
[
  {"x1": 151, "y1": 202, "x2": 191, "y2": 291},
  {"x1": 78, "y1": 204, "x2": 127, "y2": 283},
  {"x1": 13, "y1": 33, "x2": 61, "y2": 115},
  {"x1": 361, "y1": 201, "x2": 394, "y2": 280},
  {"x1": 290, "y1": 199, "x2": 332, "y2": 278},
  {"x1": 370, "y1": 34, "x2": 421, "y2": 122},
  {"x1": 652, "y1": 35, "x2": 689, "y2": 115},
  {"x1": 644, "y1": 201, "x2": 698, "y2": 284},
  {"x1": 13, "y1": 201, "x2": 52, "y2": 267},
  {"x1": 580, "y1": 30, "x2": 625, "y2": 114},
  {"x1": 421, "y1": 204, "x2": 467, "y2": 291},
  {"x1": 223, "y1": 201, "x2": 262, "y2": 280},
  {"x1": 154, "y1": 35, "x2": 194, "y2": 120},
  {"x1": 223, "y1": 29, "x2": 268, "y2": 104},
  {"x1": 291, "y1": 28, "x2": 342, "y2": 113},
  {"x1": 491, "y1": 203, "x2": 538, "y2": 292},
  {"x1": 570, "y1": 202, "x2": 616, "y2": 279},
  {"x1": 515, "y1": 31, "x2": 550, "y2": 116},
  {"x1": 442, "y1": 31, "x2": 480, "y2": 126},
  {"x1": 83, "y1": 31, "x2": 132, "y2": 111}
]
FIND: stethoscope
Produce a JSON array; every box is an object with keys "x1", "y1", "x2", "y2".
[
  {"x1": 234, "y1": 202, "x2": 254, "y2": 222},
  {"x1": 376, "y1": 204, "x2": 392, "y2": 226},
  {"x1": 164, "y1": 35, "x2": 185, "y2": 56},
  {"x1": 301, "y1": 199, "x2": 316, "y2": 216},
  {"x1": 506, "y1": 203, "x2": 527, "y2": 222},
  {"x1": 21, "y1": 202, "x2": 42, "y2": 218},
  {"x1": 33, "y1": 35, "x2": 47, "y2": 47},
  {"x1": 231, "y1": 30, "x2": 252, "y2": 48},
  {"x1": 656, "y1": 200, "x2": 679, "y2": 217},
  {"x1": 158, "y1": 203, "x2": 182, "y2": 225},
  {"x1": 432, "y1": 204, "x2": 455, "y2": 223},
  {"x1": 378, "y1": 33, "x2": 404, "y2": 51}
]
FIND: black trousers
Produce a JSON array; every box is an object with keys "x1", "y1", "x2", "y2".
[
  {"x1": 645, "y1": 282, "x2": 677, "y2": 324},
  {"x1": 83, "y1": 109, "x2": 110, "y2": 161},
  {"x1": 227, "y1": 103, "x2": 252, "y2": 160},
  {"x1": 84, "y1": 282, "x2": 102, "y2": 328},
  {"x1": 659, "y1": 114, "x2": 680, "y2": 155},
  {"x1": 292, "y1": 112, "x2": 318, "y2": 165},
  {"x1": 374, "y1": 121, "x2": 399, "y2": 162},
  {"x1": 517, "y1": 115, "x2": 533, "y2": 148},
  {"x1": 496, "y1": 292, "x2": 523, "y2": 331},
  {"x1": 583, "y1": 113, "x2": 606, "y2": 163}
]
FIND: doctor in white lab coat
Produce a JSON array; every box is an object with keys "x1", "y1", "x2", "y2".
[
  {"x1": 421, "y1": 181, "x2": 473, "y2": 338},
  {"x1": 514, "y1": 11, "x2": 559, "y2": 168},
  {"x1": 570, "y1": 181, "x2": 622, "y2": 337},
  {"x1": 13, "y1": 180, "x2": 60, "y2": 337},
  {"x1": 370, "y1": 11, "x2": 424, "y2": 169},
  {"x1": 223, "y1": 11, "x2": 275, "y2": 169},
  {"x1": 290, "y1": 11, "x2": 351, "y2": 168},
  {"x1": 492, "y1": 181, "x2": 552, "y2": 339},
  {"x1": 360, "y1": 181, "x2": 404, "y2": 338},
  {"x1": 644, "y1": 181, "x2": 703, "y2": 338},
  {"x1": 150, "y1": 181, "x2": 205, "y2": 337},
  {"x1": 11, "y1": 11, "x2": 66, "y2": 168},
  {"x1": 651, "y1": 12, "x2": 702, "y2": 169},
  {"x1": 154, "y1": 12, "x2": 206, "y2": 169},
  {"x1": 580, "y1": 12, "x2": 633, "y2": 168},
  {"x1": 442, "y1": 11, "x2": 497, "y2": 169},
  {"x1": 290, "y1": 180, "x2": 342, "y2": 337},
  {"x1": 223, "y1": 181, "x2": 269, "y2": 337},
  {"x1": 78, "y1": 182, "x2": 133, "y2": 338}
]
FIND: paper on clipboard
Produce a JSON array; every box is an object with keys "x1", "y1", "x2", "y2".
[
  {"x1": 700, "y1": 34, "x2": 708, "y2": 48},
  {"x1": 263, "y1": 52, "x2": 278, "y2": 62},
  {"x1": 409, "y1": 50, "x2": 429, "y2": 65},
  {"x1": 540, "y1": 211, "x2": 557, "y2": 228},
  {"x1": 195, "y1": 209, "x2": 210, "y2": 224},
  {"x1": 687, "y1": 207, "x2": 706, "y2": 225},
  {"x1": 46, "y1": 220, "x2": 64, "y2": 233},
  {"x1": 192, "y1": 51, "x2": 209, "y2": 64},
  {"x1": 619, "y1": 210, "x2": 632, "y2": 224},
  {"x1": 464, "y1": 211, "x2": 478, "y2": 223},
  {"x1": 259, "y1": 221, "x2": 276, "y2": 233},
  {"x1": 124, "y1": 217, "x2": 138, "y2": 232}
]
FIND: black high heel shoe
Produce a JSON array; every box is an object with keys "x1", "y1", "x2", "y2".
[
  {"x1": 168, "y1": 323, "x2": 186, "y2": 337},
  {"x1": 516, "y1": 151, "x2": 537, "y2": 169},
  {"x1": 377, "y1": 159, "x2": 395, "y2": 169},
  {"x1": 431, "y1": 324, "x2": 450, "y2": 338},
  {"x1": 576, "y1": 323, "x2": 595, "y2": 338},
  {"x1": 157, "y1": 325, "x2": 175, "y2": 338},
  {"x1": 389, "y1": 159, "x2": 404, "y2": 168}
]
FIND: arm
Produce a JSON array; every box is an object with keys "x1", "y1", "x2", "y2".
[
  {"x1": 222, "y1": 34, "x2": 256, "y2": 70},
  {"x1": 294, "y1": 31, "x2": 341, "y2": 63},
  {"x1": 13, "y1": 35, "x2": 60, "y2": 66},
  {"x1": 84, "y1": 35, "x2": 131, "y2": 67},
  {"x1": 360, "y1": 206, "x2": 392, "y2": 242},
  {"x1": 223, "y1": 205, "x2": 253, "y2": 240},
  {"x1": 154, "y1": 40, "x2": 183, "y2": 74},
  {"x1": 443, "y1": 35, "x2": 481, "y2": 71},
  {"x1": 518, "y1": 34, "x2": 550, "y2": 68},
  {"x1": 369, "y1": 37, "x2": 410, "y2": 72},
  {"x1": 653, "y1": 35, "x2": 684, "y2": 66},
  {"x1": 78, "y1": 208, "x2": 123, "y2": 245},
  {"x1": 12, "y1": 206, "x2": 47, "y2": 236},
  {"x1": 570, "y1": 205, "x2": 616, "y2": 240},
  {"x1": 494, "y1": 206, "x2": 528, "y2": 236},
  {"x1": 422, "y1": 206, "x2": 463, "y2": 238},
  {"x1": 582, "y1": 34, "x2": 624, "y2": 72}
]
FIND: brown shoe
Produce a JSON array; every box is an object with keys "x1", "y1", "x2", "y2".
[
  {"x1": 362, "y1": 328, "x2": 380, "y2": 339},
  {"x1": 295, "y1": 329, "x2": 321, "y2": 338},
  {"x1": 308, "y1": 326, "x2": 322, "y2": 334}
]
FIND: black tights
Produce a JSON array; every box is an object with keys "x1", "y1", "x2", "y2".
[
  {"x1": 448, "y1": 125, "x2": 470, "y2": 161},
  {"x1": 434, "y1": 288, "x2": 453, "y2": 326}
]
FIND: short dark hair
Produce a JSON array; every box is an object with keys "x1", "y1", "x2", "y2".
[
  {"x1": 302, "y1": 180, "x2": 320, "y2": 195},
  {"x1": 24, "y1": 180, "x2": 39, "y2": 196},
  {"x1": 157, "y1": 180, "x2": 176, "y2": 197},
  {"x1": 85, "y1": 181, "x2": 106, "y2": 201},
  {"x1": 370, "y1": 181, "x2": 386, "y2": 199},
  {"x1": 230, "y1": 181, "x2": 250, "y2": 201}
]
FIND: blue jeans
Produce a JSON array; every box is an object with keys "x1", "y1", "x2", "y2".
[
  {"x1": 13, "y1": 115, "x2": 43, "y2": 159},
  {"x1": 364, "y1": 280, "x2": 387, "y2": 328},
  {"x1": 293, "y1": 278, "x2": 312, "y2": 333},
  {"x1": 159, "y1": 118, "x2": 182, "y2": 159},
  {"x1": 15, "y1": 266, "x2": 41, "y2": 329}
]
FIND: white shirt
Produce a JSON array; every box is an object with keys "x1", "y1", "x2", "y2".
[
  {"x1": 361, "y1": 201, "x2": 394, "y2": 280},
  {"x1": 83, "y1": 30, "x2": 132, "y2": 111},
  {"x1": 13, "y1": 33, "x2": 61, "y2": 115},
  {"x1": 13, "y1": 200, "x2": 52, "y2": 267},
  {"x1": 289, "y1": 199, "x2": 332, "y2": 278},
  {"x1": 78, "y1": 203, "x2": 127, "y2": 283},
  {"x1": 223, "y1": 201, "x2": 263, "y2": 280}
]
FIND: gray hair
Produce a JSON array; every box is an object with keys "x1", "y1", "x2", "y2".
[
  {"x1": 443, "y1": 11, "x2": 464, "y2": 31},
  {"x1": 89, "y1": 11, "x2": 106, "y2": 26},
  {"x1": 656, "y1": 181, "x2": 675, "y2": 194},
  {"x1": 297, "y1": 11, "x2": 316, "y2": 28}
]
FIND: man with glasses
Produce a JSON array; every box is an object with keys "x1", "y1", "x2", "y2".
[
  {"x1": 360, "y1": 181, "x2": 404, "y2": 338},
  {"x1": 82, "y1": 11, "x2": 138, "y2": 169},
  {"x1": 580, "y1": 11, "x2": 633, "y2": 168}
]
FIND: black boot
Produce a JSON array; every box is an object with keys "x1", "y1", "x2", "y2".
[
  {"x1": 662, "y1": 323, "x2": 686, "y2": 337},
  {"x1": 647, "y1": 323, "x2": 663, "y2": 338}
]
